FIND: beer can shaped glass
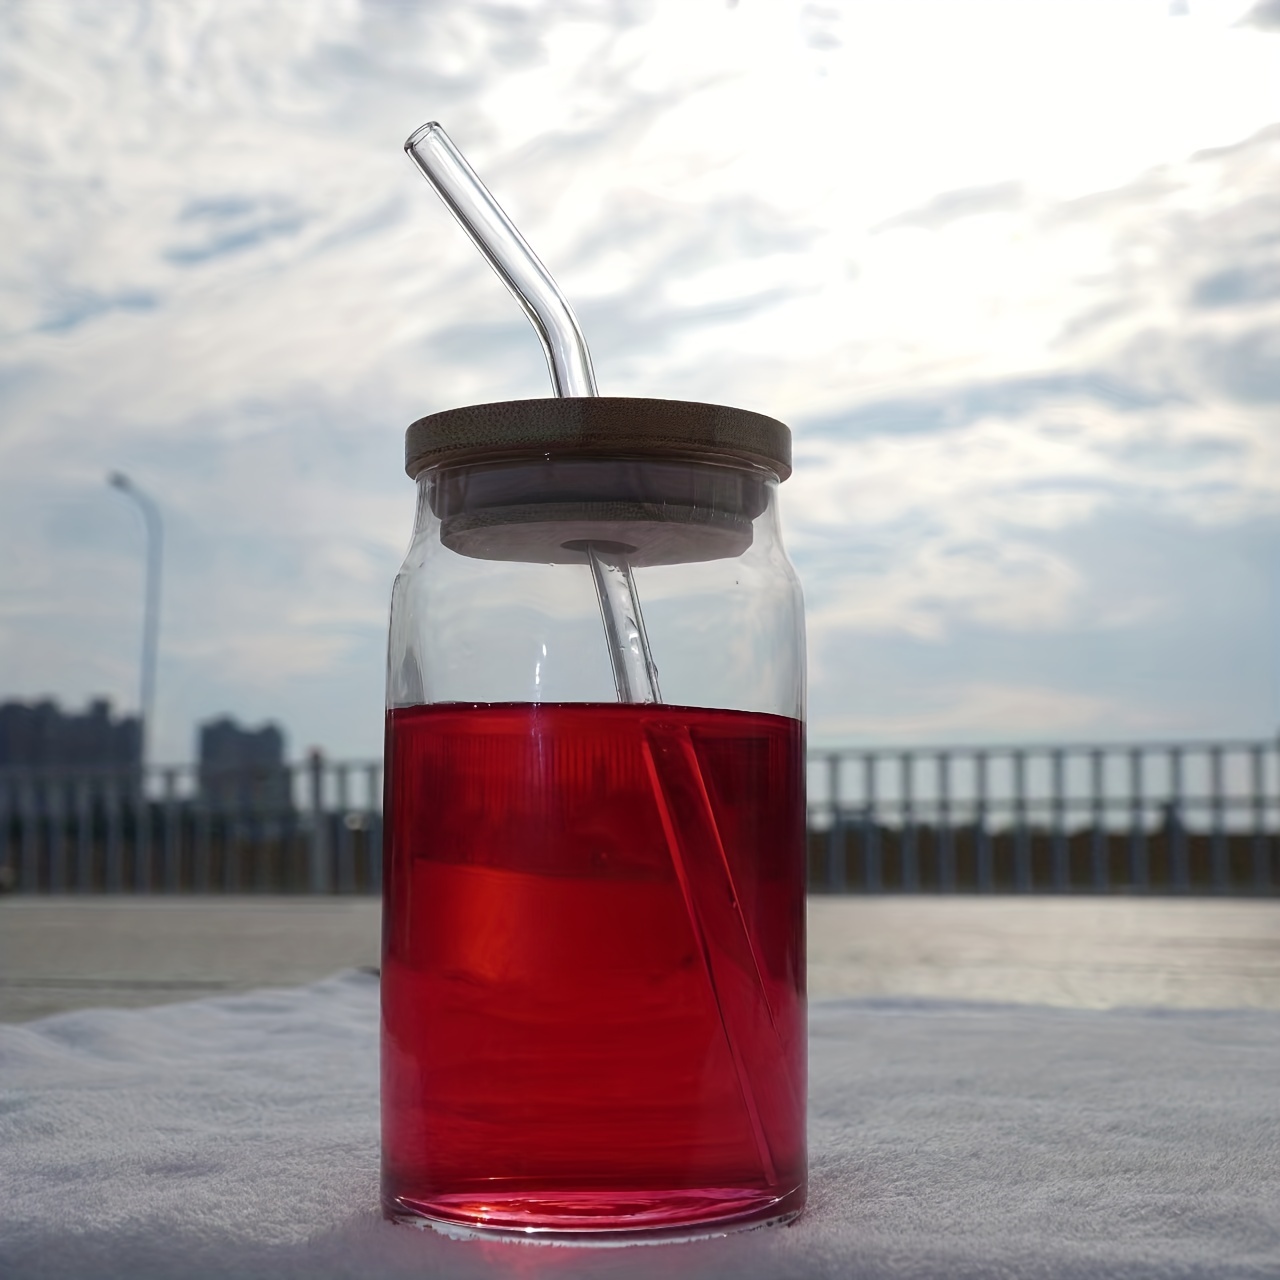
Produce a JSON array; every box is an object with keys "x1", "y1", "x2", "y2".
[{"x1": 381, "y1": 395, "x2": 806, "y2": 1241}]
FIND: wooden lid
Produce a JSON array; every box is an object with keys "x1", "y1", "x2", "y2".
[{"x1": 405, "y1": 397, "x2": 791, "y2": 480}]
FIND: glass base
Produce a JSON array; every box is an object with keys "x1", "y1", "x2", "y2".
[{"x1": 383, "y1": 1184, "x2": 805, "y2": 1246}]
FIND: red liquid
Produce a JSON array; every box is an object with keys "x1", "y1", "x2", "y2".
[{"x1": 381, "y1": 702, "x2": 806, "y2": 1238}]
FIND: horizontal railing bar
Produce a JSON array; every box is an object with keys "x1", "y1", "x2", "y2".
[{"x1": 807, "y1": 738, "x2": 1278, "y2": 756}]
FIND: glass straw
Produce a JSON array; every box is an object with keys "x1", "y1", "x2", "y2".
[
  {"x1": 405, "y1": 123, "x2": 596, "y2": 398},
  {"x1": 405, "y1": 122, "x2": 659, "y2": 703},
  {"x1": 404, "y1": 122, "x2": 793, "y2": 1179},
  {"x1": 583, "y1": 542, "x2": 662, "y2": 705}
]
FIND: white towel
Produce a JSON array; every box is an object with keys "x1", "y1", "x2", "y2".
[{"x1": 2, "y1": 972, "x2": 1277, "y2": 1278}]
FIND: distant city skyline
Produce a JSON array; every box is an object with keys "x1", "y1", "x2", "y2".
[
  {"x1": 0, "y1": 696, "x2": 296, "y2": 768},
  {"x1": 1, "y1": 0, "x2": 1278, "y2": 760},
  {"x1": 0, "y1": 696, "x2": 141, "y2": 770}
]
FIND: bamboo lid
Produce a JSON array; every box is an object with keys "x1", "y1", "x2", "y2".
[{"x1": 405, "y1": 397, "x2": 791, "y2": 480}]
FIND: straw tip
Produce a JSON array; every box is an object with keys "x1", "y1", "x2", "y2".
[{"x1": 404, "y1": 121, "x2": 443, "y2": 153}]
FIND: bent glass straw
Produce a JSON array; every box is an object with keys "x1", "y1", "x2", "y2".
[
  {"x1": 405, "y1": 121, "x2": 790, "y2": 1180},
  {"x1": 405, "y1": 122, "x2": 596, "y2": 398},
  {"x1": 404, "y1": 121, "x2": 660, "y2": 703}
]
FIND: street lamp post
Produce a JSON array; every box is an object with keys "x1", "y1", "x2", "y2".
[{"x1": 108, "y1": 473, "x2": 163, "y2": 768}]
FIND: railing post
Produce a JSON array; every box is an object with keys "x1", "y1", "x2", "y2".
[
  {"x1": 1051, "y1": 748, "x2": 1068, "y2": 892},
  {"x1": 862, "y1": 754, "x2": 880, "y2": 892},
  {"x1": 226, "y1": 768, "x2": 246, "y2": 893},
  {"x1": 75, "y1": 777, "x2": 92, "y2": 891},
  {"x1": 1250, "y1": 744, "x2": 1268, "y2": 895},
  {"x1": 251, "y1": 781, "x2": 270, "y2": 894},
  {"x1": 163, "y1": 769, "x2": 180, "y2": 892},
  {"x1": 937, "y1": 752, "x2": 955, "y2": 893},
  {"x1": 105, "y1": 772, "x2": 125, "y2": 893},
  {"x1": 1090, "y1": 749, "x2": 1107, "y2": 893},
  {"x1": 824, "y1": 754, "x2": 843, "y2": 891},
  {"x1": 900, "y1": 752, "x2": 917, "y2": 892},
  {"x1": 1129, "y1": 747, "x2": 1147, "y2": 893},
  {"x1": 48, "y1": 776, "x2": 67, "y2": 893},
  {"x1": 975, "y1": 750, "x2": 991, "y2": 892},
  {"x1": 336, "y1": 764, "x2": 354, "y2": 894},
  {"x1": 20, "y1": 772, "x2": 39, "y2": 893},
  {"x1": 195, "y1": 772, "x2": 212, "y2": 893},
  {"x1": 1169, "y1": 747, "x2": 1187, "y2": 893},
  {"x1": 308, "y1": 749, "x2": 331, "y2": 895},
  {"x1": 135, "y1": 767, "x2": 152, "y2": 893},
  {"x1": 1209, "y1": 745, "x2": 1227, "y2": 894},
  {"x1": 0, "y1": 774, "x2": 13, "y2": 893},
  {"x1": 366, "y1": 762, "x2": 383, "y2": 894},
  {"x1": 1013, "y1": 750, "x2": 1030, "y2": 892}
]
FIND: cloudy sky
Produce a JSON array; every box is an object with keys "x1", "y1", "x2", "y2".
[{"x1": 1, "y1": 0, "x2": 1278, "y2": 761}]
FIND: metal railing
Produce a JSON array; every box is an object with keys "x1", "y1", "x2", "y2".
[
  {"x1": 0, "y1": 752, "x2": 382, "y2": 895},
  {"x1": 2, "y1": 737, "x2": 1277, "y2": 896},
  {"x1": 807, "y1": 737, "x2": 1279, "y2": 895}
]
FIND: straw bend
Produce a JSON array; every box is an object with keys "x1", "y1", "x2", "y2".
[{"x1": 405, "y1": 122, "x2": 598, "y2": 398}]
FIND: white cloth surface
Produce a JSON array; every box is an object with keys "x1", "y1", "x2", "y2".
[{"x1": 1, "y1": 971, "x2": 1278, "y2": 1279}]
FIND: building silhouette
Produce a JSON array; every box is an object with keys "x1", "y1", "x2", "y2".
[
  {"x1": 0, "y1": 698, "x2": 141, "y2": 770},
  {"x1": 198, "y1": 717, "x2": 292, "y2": 814}
]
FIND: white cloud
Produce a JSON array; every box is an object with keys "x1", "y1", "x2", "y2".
[
  {"x1": 1, "y1": 0, "x2": 1278, "y2": 755},
  {"x1": 811, "y1": 681, "x2": 1145, "y2": 745}
]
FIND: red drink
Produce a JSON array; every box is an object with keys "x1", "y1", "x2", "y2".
[{"x1": 381, "y1": 701, "x2": 806, "y2": 1238}]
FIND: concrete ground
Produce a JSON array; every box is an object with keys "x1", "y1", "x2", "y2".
[
  {"x1": 0, "y1": 897, "x2": 381, "y2": 1022},
  {"x1": 1, "y1": 895, "x2": 1278, "y2": 1022}
]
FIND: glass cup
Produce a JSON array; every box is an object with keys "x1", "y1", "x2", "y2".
[{"x1": 381, "y1": 395, "x2": 807, "y2": 1241}]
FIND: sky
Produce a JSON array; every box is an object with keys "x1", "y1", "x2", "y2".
[{"x1": 1, "y1": 0, "x2": 1278, "y2": 762}]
